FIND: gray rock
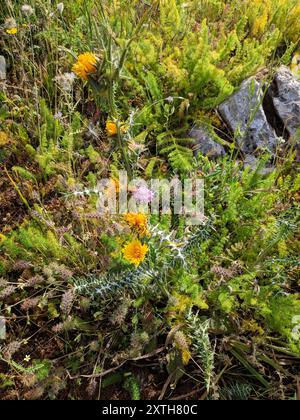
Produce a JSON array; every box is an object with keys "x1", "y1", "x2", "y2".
[
  {"x1": 243, "y1": 154, "x2": 275, "y2": 175},
  {"x1": 0, "y1": 56, "x2": 6, "y2": 80},
  {"x1": 218, "y1": 78, "x2": 278, "y2": 153},
  {"x1": 190, "y1": 126, "x2": 225, "y2": 159},
  {"x1": 271, "y1": 66, "x2": 300, "y2": 136},
  {"x1": 244, "y1": 154, "x2": 259, "y2": 170}
]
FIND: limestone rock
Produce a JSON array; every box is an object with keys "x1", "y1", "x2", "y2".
[
  {"x1": 243, "y1": 154, "x2": 274, "y2": 175},
  {"x1": 271, "y1": 66, "x2": 300, "y2": 137},
  {"x1": 190, "y1": 126, "x2": 225, "y2": 159},
  {"x1": 218, "y1": 78, "x2": 278, "y2": 153}
]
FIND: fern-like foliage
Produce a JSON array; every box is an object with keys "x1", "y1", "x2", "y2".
[
  {"x1": 157, "y1": 132, "x2": 194, "y2": 174},
  {"x1": 33, "y1": 100, "x2": 82, "y2": 178}
]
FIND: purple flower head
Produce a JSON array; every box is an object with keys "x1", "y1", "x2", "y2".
[
  {"x1": 54, "y1": 111, "x2": 63, "y2": 120},
  {"x1": 133, "y1": 185, "x2": 154, "y2": 204}
]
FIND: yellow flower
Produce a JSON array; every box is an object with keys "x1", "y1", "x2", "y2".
[
  {"x1": 72, "y1": 52, "x2": 97, "y2": 81},
  {"x1": 6, "y1": 27, "x2": 18, "y2": 35},
  {"x1": 23, "y1": 354, "x2": 31, "y2": 363},
  {"x1": 106, "y1": 120, "x2": 128, "y2": 137},
  {"x1": 123, "y1": 240, "x2": 148, "y2": 266},
  {"x1": 106, "y1": 121, "x2": 118, "y2": 137},
  {"x1": 124, "y1": 213, "x2": 148, "y2": 236}
]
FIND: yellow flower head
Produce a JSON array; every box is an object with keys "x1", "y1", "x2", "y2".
[
  {"x1": 124, "y1": 213, "x2": 148, "y2": 236},
  {"x1": 72, "y1": 52, "x2": 97, "y2": 81},
  {"x1": 6, "y1": 27, "x2": 18, "y2": 35},
  {"x1": 106, "y1": 121, "x2": 118, "y2": 137},
  {"x1": 123, "y1": 240, "x2": 148, "y2": 266},
  {"x1": 106, "y1": 120, "x2": 128, "y2": 137}
]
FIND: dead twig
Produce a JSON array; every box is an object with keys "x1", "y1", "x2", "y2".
[
  {"x1": 67, "y1": 346, "x2": 166, "y2": 380},
  {"x1": 170, "y1": 388, "x2": 204, "y2": 400},
  {"x1": 158, "y1": 371, "x2": 176, "y2": 400}
]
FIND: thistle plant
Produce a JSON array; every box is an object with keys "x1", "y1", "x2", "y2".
[
  {"x1": 186, "y1": 311, "x2": 215, "y2": 393},
  {"x1": 70, "y1": 2, "x2": 159, "y2": 178},
  {"x1": 1, "y1": 0, "x2": 300, "y2": 401}
]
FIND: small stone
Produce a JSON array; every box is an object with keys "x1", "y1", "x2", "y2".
[
  {"x1": 0, "y1": 56, "x2": 6, "y2": 80},
  {"x1": 189, "y1": 126, "x2": 225, "y2": 159},
  {"x1": 218, "y1": 78, "x2": 278, "y2": 153},
  {"x1": 270, "y1": 66, "x2": 300, "y2": 137}
]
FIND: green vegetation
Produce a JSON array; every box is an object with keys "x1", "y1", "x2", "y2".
[{"x1": 0, "y1": 0, "x2": 299, "y2": 400}]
